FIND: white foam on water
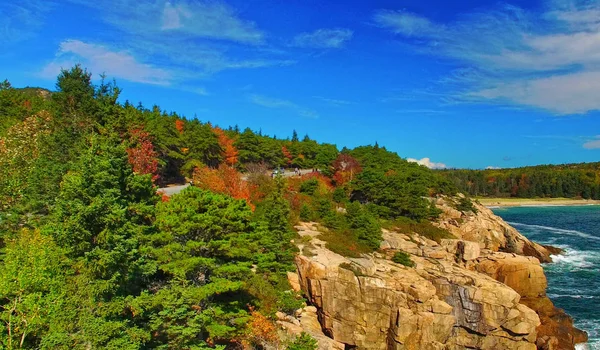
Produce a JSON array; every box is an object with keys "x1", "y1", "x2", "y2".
[
  {"x1": 548, "y1": 293, "x2": 598, "y2": 299},
  {"x1": 507, "y1": 221, "x2": 600, "y2": 241},
  {"x1": 550, "y1": 250, "x2": 596, "y2": 269},
  {"x1": 576, "y1": 343, "x2": 591, "y2": 350}
]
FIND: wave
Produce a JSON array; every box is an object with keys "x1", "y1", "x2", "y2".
[
  {"x1": 507, "y1": 222, "x2": 600, "y2": 241},
  {"x1": 548, "y1": 293, "x2": 598, "y2": 300}
]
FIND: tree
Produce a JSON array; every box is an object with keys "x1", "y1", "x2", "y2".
[
  {"x1": 139, "y1": 187, "x2": 261, "y2": 348},
  {"x1": 291, "y1": 130, "x2": 299, "y2": 142},
  {"x1": 332, "y1": 154, "x2": 362, "y2": 185},
  {"x1": 0, "y1": 230, "x2": 67, "y2": 349},
  {"x1": 193, "y1": 164, "x2": 253, "y2": 208},
  {"x1": 236, "y1": 128, "x2": 260, "y2": 164},
  {"x1": 47, "y1": 134, "x2": 158, "y2": 294},
  {"x1": 213, "y1": 127, "x2": 238, "y2": 166},
  {"x1": 0, "y1": 79, "x2": 11, "y2": 91},
  {"x1": 126, "y1": 127, "x2": 160, "y2": 182}
]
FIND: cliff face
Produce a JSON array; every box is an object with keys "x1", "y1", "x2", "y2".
[{"x1": 289, "y1": 199, "x2": 587, "y2": 350}]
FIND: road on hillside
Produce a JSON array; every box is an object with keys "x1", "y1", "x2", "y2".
[{"x1": 158, "y1": 169, "x2": 319, "y2": 196}]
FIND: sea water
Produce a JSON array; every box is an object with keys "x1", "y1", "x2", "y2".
[{"x1": 493, "y1": 206, "x2": 600, "y2": 349}]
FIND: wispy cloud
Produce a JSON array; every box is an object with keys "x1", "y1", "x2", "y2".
[
  {"x1": 0, "y1": 1, "x2": 54, "y2": 43},
  {"x1": 40, "y1": 40, "x2": 172, "y2": 85},
  {"x1": 486, "y1": 166, "x2": 501, "y2": 169},
  {"x1": 583, "y1": 136, "x2": 600, "y2": 149},
  {"x1": 292, "y1": 28, "x2": 353, "y2": 48},
  {"x1": 373, "y1": 1, "x2": 600, "y2": 115},
  {"x1": 250, "y1": 94, "x2": 318, "y2": 118},
  {"x1": 396, "y1": 109, "x2": 449, "y2": 114},
  {"x1": 407, "y1": 157, "x2": 447, "y2": 169},
  {"x1": 69, "y1": 0, "x2": 265, "y2": 44},
  {"x1": 35, "y1": 0, "x2": 296, "y2": 88},
  {"x1": 313, "y1": 96, "x2": 353, "y2": 106}
]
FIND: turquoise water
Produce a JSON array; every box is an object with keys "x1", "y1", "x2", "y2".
[{"x1": 493, "y1": 206, "x2": 600, "y2": 349}]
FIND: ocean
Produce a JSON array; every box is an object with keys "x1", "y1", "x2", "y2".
[{"x1": 492, "y1": 205, "x2": 600, "y2": 349}]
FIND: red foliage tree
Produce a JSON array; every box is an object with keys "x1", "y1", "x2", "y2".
[
  {"x1": 332, "y1": 154, "x2": 362, "y2": 185},
  {"x1": 281, "y1": 145, "x2": 292, "y2": 166},
  {"x1": 175, "y1": 119, "x2": 185, "y2": 134},
  {"x1": 126, "y1": 127, "x2": 159, "y2": 182},
  {"x1": 213, "y1": 127, "x2": 239, "y2": 166}
]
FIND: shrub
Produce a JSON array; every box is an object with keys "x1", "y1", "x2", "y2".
[
  {"x1": 299, "y1": 204, "x2": 315, "y2": 222},
  {"x1": 287, "y1": 332, "x2": 318, "y2": 350},
  {"x1": 332, "y1": 187, "x2": 348, "y2": 203},
  {"x1": 299, "y1": 178, "x2": 319, "y2": 195},
  {"x1": 392, "y1": 251, "x2": 414, "y2": 267},
  {"x1": 454, "y1": 196, "x2": 478, "y2": 214},
  {"x1": 277, "y1": 291, "x2": 305, "y2": 315},
  {"x1": 346, "y1": 202, "x2": 382, "y2": 250}
]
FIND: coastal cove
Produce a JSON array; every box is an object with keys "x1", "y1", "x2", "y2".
[{"x1": 493, "y1": 206, "x2": 600, "y2": 349}]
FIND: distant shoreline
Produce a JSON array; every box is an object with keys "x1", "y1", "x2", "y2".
[{"x1": 477, "y1": 197, "x2": 600, "y2": 208}]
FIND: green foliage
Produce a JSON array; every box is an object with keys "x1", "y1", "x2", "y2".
[
  {"x1": 386, "y1": 217, "x2": 455, "y2": 243},
  {"x1": 440, "y1": 164, "x2": 600, "y2": 199},
  {"x1": 345, "y1": 202, "x2": 382, "y2": 250},
  {"x1": 0, "y1": 230, "x2": 67, "y2": 349},
  {"x1": 332, "y1": 186, "x2": 348, "y2": 203},
  {"x1": 299, "y1": 204, "x2": 316, "y2": 222},
  {"x1": 287, "y1": 332, "x2": 318, "y2": 350},
  {"x1": 454, "y1": 196, "x2": 478, "y2": 213},
  {"x1": 391, "y1": 251, "x2": 414, "y2": 267},
  {"x1": 300, "y1": 178, "x2": 319, "y2": 195}
]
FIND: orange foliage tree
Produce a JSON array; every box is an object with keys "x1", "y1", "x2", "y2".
[
  {"x1": 213, "y1": 127, "x2": 239, "y2": 166},
  {"x1": 332, "y1": 153, "x2": 362, "y2": 185},
  {"x1": 245, "y1": 308, "x2": 278, "y2": 348},
  {"x1": 175, "y1": 119, "x2": 185, "y2": 134},
  {"x1": 126, "y1": 127, "x2": 159, "y2": 182},
  {"x1": 193, "y1": 164, "x2": 255, "y2": 209}
]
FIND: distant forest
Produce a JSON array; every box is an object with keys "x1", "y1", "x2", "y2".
[{"x1": 440, "y1": 163, "x2": 600, "y2": 199}]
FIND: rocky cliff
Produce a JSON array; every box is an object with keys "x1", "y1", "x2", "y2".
[{"x1": 286, "y1": 198, "x2": 588, "y2": 350}]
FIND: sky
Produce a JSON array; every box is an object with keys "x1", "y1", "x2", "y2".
[{"x1": 1, "y1": 0, "x2": 599, "y2": 169}]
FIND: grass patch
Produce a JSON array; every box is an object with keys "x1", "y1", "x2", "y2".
[
  {"x1": 319, "y1": 228, "x2": 374, "y2": 258},
  {"x1": 339, "y1": 262, "x2": 366, "y2": 277},
  {"x1": 391, "y1": 251, "x2": 414, "y2": 267},
  {"x1": 384, "y1": 217, "x2": 454, "y2": 243}
]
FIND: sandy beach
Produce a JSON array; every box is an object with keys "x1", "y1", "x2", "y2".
[{"x1": 477, "y1": 197, "x2": 600, "y2": 208}]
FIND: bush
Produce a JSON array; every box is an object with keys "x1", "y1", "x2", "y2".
[
  {"x1": 346, "y1": 202, "x2": 382, "y2": 250},
  {"x1": 287, "y1": 332, "x2": 318, "y2": 350},
  {"x1": 392, "y1": 251, "x2": 414, "y2": 267},
  {"x1": 277, "y1": 290, "x2": 305, "y2": 315},
  {"x1": 299, "y1": 204, "x2": 315, "y2": 221},
  {"x1": 332, "y1": 187, "x2": 348, "y2": 203},
  {"x1": 299, "y1": 178, "x2": 319, "y2": 195},
  {"x1": 454, "y1": 196, "x2": 478, "y2": 214}
]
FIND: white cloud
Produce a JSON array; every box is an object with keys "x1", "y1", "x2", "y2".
[
  {"x1": 250, "y1": 94, "x2": 318, "y2": 118},
  {"x1": 583, "y1": 136, "x2": 600, "y2": 149},
  {"x1": 69, "y1": 0, "x2": 264, "y2": 44},
  {"x1": 486, "y1": 166, "x2": 501, "y2": 169},
  {"x1": 407, "y1": 157, "x2": 447, "y2": 169},
  {"x1": 41, "y1": 40, "x2": 172, "y2": 85},
  {"x1": 35, "y1": 0, "x2": 295, "y2": 90},
  {"x1": 373, "y1": 2, "x2": 600, "y2": 114},
  {"x1": 292, "y1": 28, "x2": 353, "y2": 48},
  {"x1": 373, "y1": 10, "x2": 440, "y2": 36}
]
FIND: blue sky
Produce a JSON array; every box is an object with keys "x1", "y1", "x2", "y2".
[{"x1": 1, "y1": 0, "x2": 599, "y2": 169}]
